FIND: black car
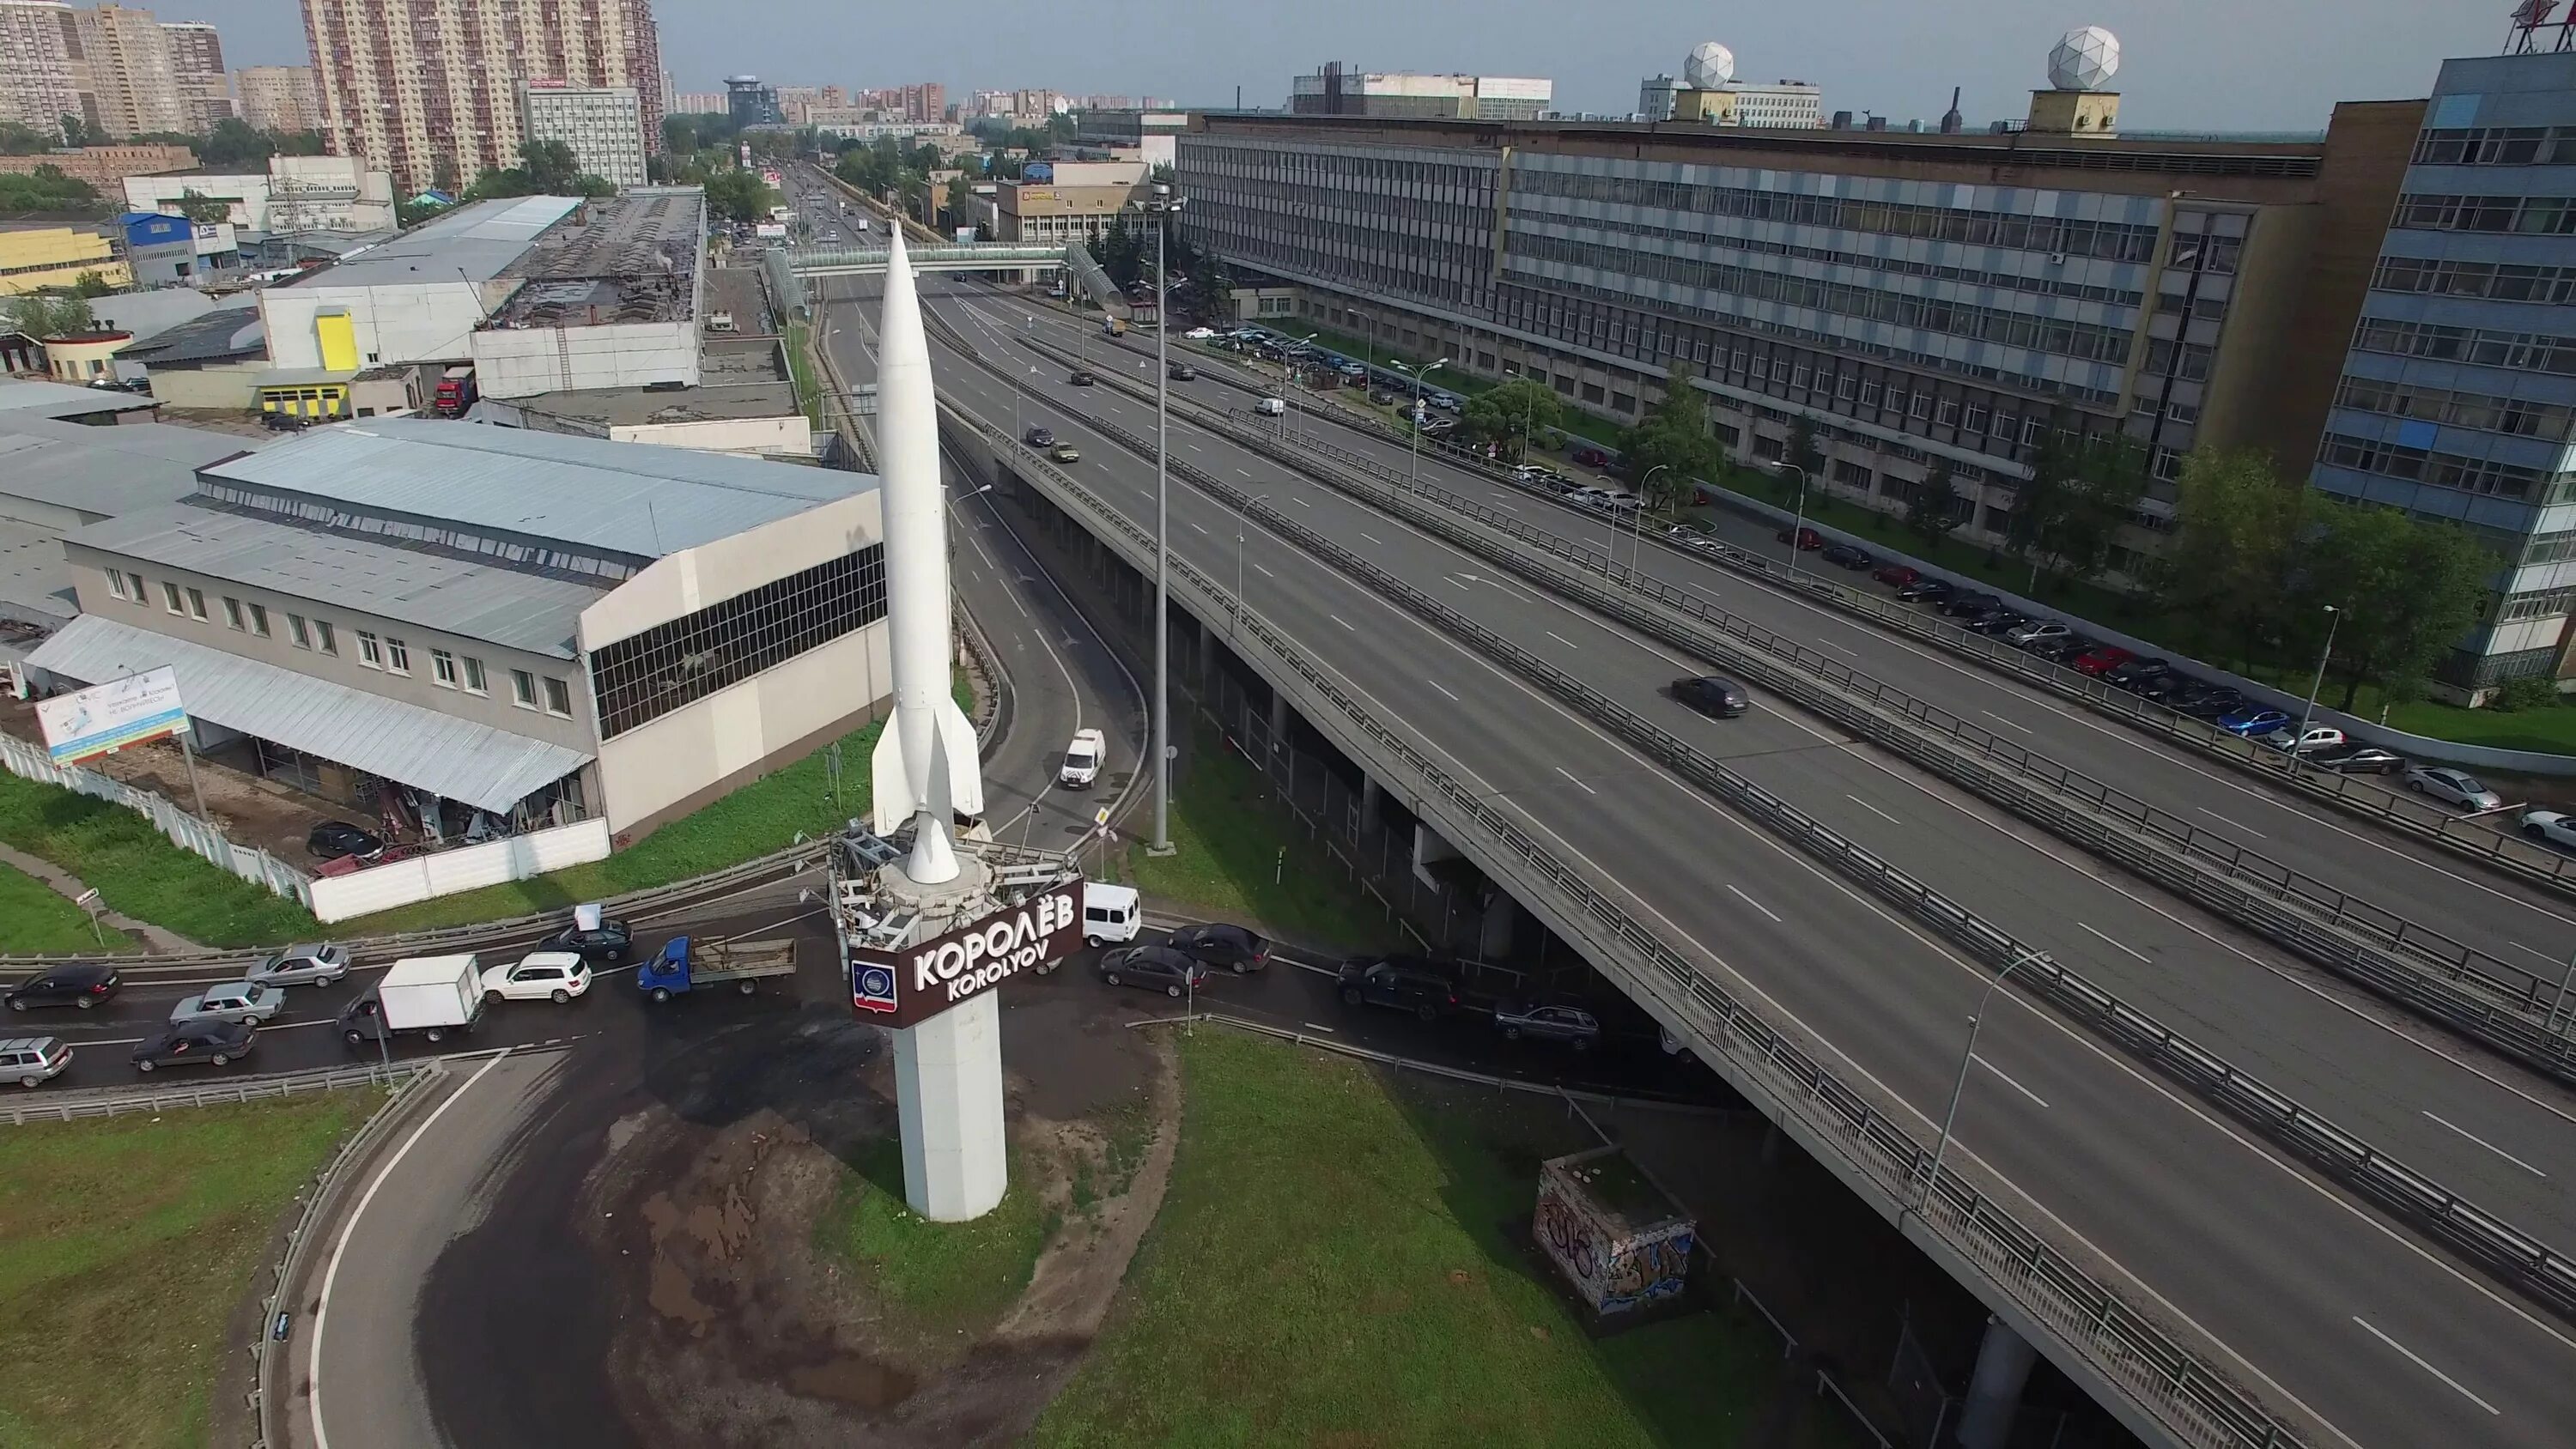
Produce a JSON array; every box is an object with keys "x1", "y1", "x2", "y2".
[
  {"x1": 2105, "y1": 657, "x2": 2173, "y2": 691},
  {"x1": 2312, "y1": 744, "x2": 2406, "y2": 775},
  {"x1": 2139, "y1": 673, "x2": 2203, "y2": 705},
  {"x1": 1820, "y1": 543, "x2": 1874, "y2": 570},
  {"x1": 1068, "y1": 369, "x2": 1097, "y2": 386},
  {"x1": 132, "y1": 1018, "x2": 255, "y2": 1072},
  {"x1": 1024, "y1": 425, "x2": 1055, "y2": 446},
  {"x1": 1896, "y1": 578, "x2": 1955, "y2": 604},
  {"x1": 1935, "y1": 591, "x2": 2002, "y2": 618},
  {"x1": 1167, "y1": 363, "x2": 1195, "y2": 381},
  {"x1": 1963, "y1": 609, "x2": 2026, "y2": 637},
  {"x1": 4, "y1": 963, "x2": 119, "y2": 1012},
  {"x1": 1336, "y1": 955, "x2": 1461, "y2": 1022},
  {"x1": 1163, "y1": 922, "x2": 1270, "y2": 973},
  {"x1": 1673, "y1": 675, "x2": 1750, "y2": 718},
  {"x1": 2178, "y1": 688, "x2": 2249, "y2": 720},
  {"x1": 1492, "y1": 999, "x2": 1602, "y2": 1050},
  {"x1": 540, "y1": 917, "x2": 634, "y2": 963},
  {"x1": 307, "y1": 820, "x2": 384, "y2": 860},
  {"x1": 1097, "y1": 944, "x2": 1207, "y2": 997},
  {"x1": 2028, "y1": 634, "x2": 2095, "y2": 663}
]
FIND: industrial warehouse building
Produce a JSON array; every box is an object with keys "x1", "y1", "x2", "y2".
[{"x1": 25, "y1": 419, "x2": 890, "y2": 839}]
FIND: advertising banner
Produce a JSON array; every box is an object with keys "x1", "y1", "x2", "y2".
[
  {"x1": 851, "y1": 881, "x2": 1083, "y2": 1028},
  {"x1": 34, "y1": 666, "x2": 186, "y2": 764}
]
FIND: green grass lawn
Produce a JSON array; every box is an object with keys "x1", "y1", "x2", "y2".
[
  {"x1": 0, "y1": 1089, "x2": 381, "y2": 1449},
  {"x1": 817, "y1": 1136, "x2": 1052, "y2": 1343},
  {"x1": 0, "y1": 772, "x2": 319, "y2": 948},
  {"x1": 1121, "y1": 724, "x2": 1386, "y2": 954},
  {"x1": 0, "y1": 858, "x2": 137, "y2": 955},
  {"x1": 1028, "y1": 1030, "x2": 1820, "y2": 1448},
  {"x1": 785, "y1": 318, "x2": 825, "y2": 427}
]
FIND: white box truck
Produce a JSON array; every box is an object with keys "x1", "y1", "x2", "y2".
[{"x1": 339, "y1": 954, "x2": 484, "y2": 1047}]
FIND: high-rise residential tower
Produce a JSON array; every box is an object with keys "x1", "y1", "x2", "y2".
[
  {"x1": 234, "y1": 64, "x2": 319, "y2": 133},
  {"x1": 0, "y1": 0, "x2": 85, "y2": 134},
  {"x1": 162, "y1": 18, "x2": 227, "y2": 131},
  {"x1": 299, "y1": 0, "x2": 662, "y2": 192}
]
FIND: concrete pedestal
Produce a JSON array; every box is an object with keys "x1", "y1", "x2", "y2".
[
  {"x1": 892, "y1": 991, "x2": 1008, "y2": 1220},
  {"x1": 1956, "y1": 1315, "x2": 2037, "y2": 1449}
]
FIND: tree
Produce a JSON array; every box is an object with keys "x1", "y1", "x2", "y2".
[
  {"x1": 202, "y1": 117, "x2": 276, "y2": 170},
  {"x1": 520, "y1": 137, "x2": 582, "y2": 195},
  {"x1": 174, "y1": 188, "x2": 229, "y2": 223},
  {"x1": 576, "y1": 173, "x2": 615, "y2": 199},
  {"x1": 2159, "y1": 448, "x2": 2310, "y2": 670},
  {"x1": 701, "y1": 168, "x2": 776, "y2": 223},
  {"x1": 5, "y1": 292, "x2": 94, "y2": 338},
  {"x1": 72, "y1": 270, "x2": 112, "y2": 297},
  {"x1": 2293, "y1": 500, "x2": 2494, "y2": 710},
  {"x1": 1461, "y1": 376, "x2": 1564, "y2": 462},
  {"x1": 2008, "y1": 414, "x2": 2148, "y2": 587},
  {"x1": 0, "y1": 121, "x2": 51, "y2": 155},
  {"x1": 1905, "y1": 461, "x2": 1969, "y2": 546},
  {"x1": 58, "y1": 114, "x2": 88, "y2": 147},
  {"x1": 0, "y1": 164, "x2": 101, "y2": 216},
  {"x1": 462, "y1": 167, "x2": 533, "y2": 201},
  {"x1": 1097, "y1": 213, "x2": 1144, "y2": 288},
  {"x1": 1785, "y1": 414, "x2": 1826, "y2": 483},
  {"x1": 1619, "y1": 364, "x2": 1723, "y2": 510}
]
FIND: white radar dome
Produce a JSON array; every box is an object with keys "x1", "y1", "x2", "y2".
[
  {"x1": 2047, "y1": 26, "x2": 2120, "y2": 92},
  {"x1": 1683, "y1": 41, "x2": 1735, "y2": 90}
]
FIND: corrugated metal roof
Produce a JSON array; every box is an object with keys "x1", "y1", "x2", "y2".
[
  {"x1": 0, "y1": 378, "x2": 156, "y2": 420},
  {"x1": 204, "y1": 418, "x2": 873, "y2": 561},
  {"x1": 122, "y1": 302, "x2": 265, "y2": 365},
  {"x1": 66, "y1": 504, "x2": 599, "y2": 657},
  {"x1": 27, "y1": 614, "x2": 591, "y2": 814},
  {"x1": 0, "y1": 518, "x2": 75, "y2": 626},
  {"x1": 280, "y1": 196, "x2": 583, "y2": 288},
  {"x1": 0, "y1": 415, "x2": 247, "y2": 519}
]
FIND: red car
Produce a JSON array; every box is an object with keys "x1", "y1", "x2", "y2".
[
  {"x1": 1571, "y1": 446, "x2": 1612, "y2": 469},
  {"x1": 2070, "y1": 646, "x2": 2135, "y2": 676},
  {"x1": 1777, "y1": 525, "x2": 1824, "y2": 551},
  {"x1": 1873, "y1": 563, "x2": 1922, "y2": 587}
]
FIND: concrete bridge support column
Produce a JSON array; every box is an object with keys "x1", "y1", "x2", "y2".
[
  {"x1": 1268, "y1": 687, "x2": 1291, "y2": 754},
  {"x1": 1413, "y1": 820, "x2": 1461, "y2": 890},
  {"x1": 1956, "y1": 1315, "x2": 2037, "y2": 1449},
  {"x1": 1360, "y1": 775, "x2": 1388, "y2": 836},
  {"x1": 1478, "y1": 892, "x2": 1517, "y2": 961}
]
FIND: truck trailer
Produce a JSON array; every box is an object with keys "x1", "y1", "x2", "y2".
[{"x1": 339, "y1": 954, "x2": 485, "y2": 1046}]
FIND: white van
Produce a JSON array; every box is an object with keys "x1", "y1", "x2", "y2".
[
  {"x1": 1255, "y1": 397, "x2": 1286, "y2": 416},
  {"x1": 1081, "y1": 882, "x2": 1141, "y2": 948}
]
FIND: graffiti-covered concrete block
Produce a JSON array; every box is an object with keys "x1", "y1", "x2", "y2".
[{"x1": 1533, "y1": 1145, "x2": 1696, "y2": 1316}]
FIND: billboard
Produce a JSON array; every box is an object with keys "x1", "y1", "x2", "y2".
[
  {"x1": 1022, "y1": 161, "x2": 1054, "y2": 183},
  {"x1": 851, "y1": 881, "x2": 1082, "y2": 1028},
  {"x1": 35, "y1": 666, "x2": 186, "y2": 764}
]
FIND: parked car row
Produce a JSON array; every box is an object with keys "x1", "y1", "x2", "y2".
[
  {"x1": 1334, "y1": 953, "x2": 1605, "y2": 1051},
  {"x1": 1081, "y1": 921, "x2": 1272, "y2": 997}
]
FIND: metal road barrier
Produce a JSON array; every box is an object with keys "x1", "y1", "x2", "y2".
[
  {"x1": 0, "y1": 1059, "x2": 426, "y2": 1126},
  {"x1": 932, "y1": 351, "x2": 2301, "y2": 1449},
  {"x1": 951, "y1": 355, "x2": 2576, "y2": 1323},
  {"x1": 995, "y1": 322, "x2": 2576, "y2": 1086}
]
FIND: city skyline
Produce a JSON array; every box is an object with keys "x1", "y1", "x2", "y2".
[{"x1": 117, "y1": 0, "x2": 2503, "y2": 132}]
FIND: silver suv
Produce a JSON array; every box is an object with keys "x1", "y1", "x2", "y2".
[{"x1": 0, "y1": 1036, "x2": 70, "y2": 1088}]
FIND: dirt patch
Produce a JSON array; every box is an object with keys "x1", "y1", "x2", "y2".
[{"x1": 577, "y1": 1003, "x2": 1180, "y2": 1447}]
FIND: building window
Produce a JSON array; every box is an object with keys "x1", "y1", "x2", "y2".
[
  {"x1": 386, "y1": 637, "x2": 410, "y2": 674},
  {"x1": 316, "y1": 621, "x2": 337, "y2": 655},
  {"x1": 249, "y1": 603, "x2": 270, "y2": 637},
  {"x1": 223, "y1": 597, "x2": 245, "y2": 630},
  {"x1": 543, "y1": 676, "x2": 573, "y2": 716},
  {"x1": 512, "y1": 669, "x2": 537, "y2": 708},
  {"x1": 161, "y1": 581, "x2": 184, "y2": 614},
  {"x1": 590, "y1": 545, "x2": 890, "y2": 739},
  {"x1": 289, "y1": 614, "x2": 311, "y2": 649},
  {"x1": 124, "y1": 571, "x2": 146, "y2": 602},
  {"x1": 463, "y1": 656, "x2": 488, "y2": 694},
  {"x1": 431, "y1": 649, "x2": 457, "y2": 687},
  {"x1": 185, "y1": 589, "x2": 207, "y2": 620},
  {"x1": 356, "y1": 630, "x2": 382, "y2": 668},
  {"x1": 106, "y1": 572, "x2": 129, "y2": 601}
]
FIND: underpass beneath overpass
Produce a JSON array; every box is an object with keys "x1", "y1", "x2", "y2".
[{"x1": 798, "y1": 261, "x2": 2576, "y2": 1449}]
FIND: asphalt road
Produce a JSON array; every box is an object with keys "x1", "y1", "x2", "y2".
[
  {"x1": 887, "y1": 279, "x2": 2576, "y2": 1449},
  {"x1": 1025, "y1": 294, "x2": 2576, "y2": 1008}
]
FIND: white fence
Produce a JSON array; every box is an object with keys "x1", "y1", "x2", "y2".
[
  {"x1": 0, "y1": 731, "x2": 313, "y2": 908},
  {"x1": 306, "y1": 816, "x2": 612, "y2": 923}
]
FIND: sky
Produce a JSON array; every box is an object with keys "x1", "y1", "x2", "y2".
[{"x1": 192, "y1": 0, "x2": 2508, "y2": 134}]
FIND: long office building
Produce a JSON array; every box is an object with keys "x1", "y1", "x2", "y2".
[
  {"x1": 1290, "y1": 65, "x2": 1552, "y2": 121},
  {"x1": 520, "y1": 82, "x2": 647, "y2": 190},
  {"x1": 2312, "y1": 48, "x2": 2576, "y2": 695},
  {"x1": 297, "y1": 0, "x2": 662, "y2": 193},
  {"x1": 1178, "y1": 93, "x2": 2424, "y2": 584}
]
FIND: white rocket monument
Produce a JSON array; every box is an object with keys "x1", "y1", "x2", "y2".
[
  {"x1": 871, "y1": 228, "x2": 986, "y2": 876},
  {"x1": 867, "y1": 227, "x2": 1009, "y2": 1221}
]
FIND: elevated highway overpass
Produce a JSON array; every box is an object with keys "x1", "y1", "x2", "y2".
[{"x1": 798, "y1": 265, "x2": 2576, "y2": 1449}]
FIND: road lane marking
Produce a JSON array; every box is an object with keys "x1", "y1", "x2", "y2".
[
  {"x1": 2351, "y1": 1317, "x2": 2500, "y2": 1414},
  {"x1": 2077, "y1": 922, "x2": 2154, "y2": 965},
  {"x1": 1430, "y1": 680, "x2": 1461, "y2": 701},
  {"x1": 1251, "y1": 563, "x2": 1275, "y2": 578},
  {"x1": 2421, "y1": 1111, "x2": 2547, "y2": 1177},
  {"x1": 1358, "y1": 530, "x2": 1386, "y2": 545},
  {"x1": 1329, "y1": 614, "x2": 1356, "y2": 631},
  {"x1": 1443, "y1": 575, "x2": 1472, "y2": 589},
  {"x1": 1188, "y1": 521, "x2": 1209, "y2": 536},
  {"x1": 1844, "y1": 794, "x2": 1900, "y2": 825},
  {"x1": 1302, "y1": 1022, "x2": 1337, "y2": 1033},
  {"x1": 1973, "y1": 1053, "x2": 2049, "y2": 1108},
  {"x1": 1554, "y1": 767, "x2": 1598, "y2": 795},
  {"x1": 2194, "y1": 805, "x2": 2266, "y2": 838},
  {"x1": 1979, "y1": 710, "x2": 2033, "y2": 733},
  {"x1": 1723, "y1": 884, "x2": 1783, "y2": 923},
  {"x1": 1545, "y1": 630, "x2": 1579, "y2": 648},
  {"x1": 1291, "y1": 497, "x2": 1310, "y2": 507},
  {"x1": 313, "y1": 1046, "x2": 518, "y2": 1449},
  {"x1": 82, "y1": 1018, "x2": 342, "y2": 1047},
  {"x1": 1236, "y1": 469, "x2": 1252, "y2": 478}
]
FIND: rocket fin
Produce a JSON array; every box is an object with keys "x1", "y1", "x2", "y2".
[
  {"x1": 871, "y1": 720, "x2": 917, "y2": 836},
  {"x1": 935, "y1": 694, "x2": 984, "y2": 819}
]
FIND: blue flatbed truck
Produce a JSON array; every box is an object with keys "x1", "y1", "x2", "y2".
[{"x1": 638, "y1": 935, "x2": 798, "y2": 1003}]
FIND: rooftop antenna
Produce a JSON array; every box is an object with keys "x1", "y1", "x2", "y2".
[{"x1": 1941, "y1": 86, "x2": 1964, "y2": 134}]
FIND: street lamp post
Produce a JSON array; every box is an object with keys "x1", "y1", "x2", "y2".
[
  {"x1": 2290, "y1": 604, "x2": 2342, "y2": 776},
  {"x1": 1398, "y1": 357, "x2": 1449, "y2": 489},
  {"x1": 1631, "y1": 464, "x2": 1673, "y2": 579},
  {"x1": 1291, "y1": 332, "x2": 1318, "y2": 446},
  {"x1": 1780, "y1": 463, "x2": 1811, "y2": 574},
  {"x1": 1235, "y1": 494, "x2": 1268, "y2": 638},
  {"x1": 1920, "y1": 948, "x2": 2046, "y2": 1210},
  {"x1": 1142, "y1": 181, "x2": 1184, "y2": 857}
]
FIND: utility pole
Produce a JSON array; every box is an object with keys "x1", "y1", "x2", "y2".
[{"x1": 1143, "y1": 181, "x2": 1184, "y2": 856}]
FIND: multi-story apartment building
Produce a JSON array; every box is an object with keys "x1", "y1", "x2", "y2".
[
  {"x1": 0, "y1": 0, "x2": 85, "y2": 132},
  {"x1": 162, "y1": 18, "x2": 226, "y2": 131},
  {"x1": 1721, "y1": 81, "x2": 1824, "y2": 129},
  {"x1": 521, "y1": 82, "x2": 646, "y2": 189},
  {"x1": 233, "y1": 64, "x2": 320, "y2": 133},
  {"x1": 672, "y1": 90, "x2": 725, "y2": 116},
  {"x1": 75, "y1": 3, "x2": 185, "y2": 136},
  {"x1": 1290, "y1": 65, "x2": 1552, "y2": 121},
  {"x1": 299, "y1": 0, "x2": 662, "y2": 193},
  {"x1": 1179, "y1": 96, "x2": 2423, "y2": 583},
  {"x1": 2311, "y1": 49, "x2": 2576, "y2": 694}
]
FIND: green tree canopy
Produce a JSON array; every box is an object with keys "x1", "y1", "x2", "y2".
[
  {"x1": 520, "y1": 137, "x2": 583, "y2": 194},
  {"x1": 1905, "y1": 460, "x2": 1970, "y2": 546},
  {"x1": 4, "y1": 292, "x2": 95, "y2": 338},
  {"x1": 174, "y1": 188, "x2": 229, "y2": 223},
  {"x1": 701, "y1": 168, "x2": 777, "y2": 223},
  {"x1": 1461, "y1": 377, "x2": 1564, "y2": 462},
  {"x1": 2009, "y1": 415, "x2": 2148, "y2": 587},
  {"x1": 2158, "y1": 448, "x2": 2311, "y2": 669},
  {"x1": 2294, "y1": 500, "x2": 2496, "y2": 710},
  {"x1": 1618, "y1": 364, "x2": 1723, "y2": 509},
  {"x1": 0, "y1": 164, "x2": 102, "y2": 216},
  {"x1": 0, "y1": 121, "x2": 52, "y2": 155}
]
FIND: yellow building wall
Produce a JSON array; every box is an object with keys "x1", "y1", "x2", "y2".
[
  {"x1": 0, "y1": 228, "x2": 132, "y2": 297},
  {"x1": 314, "y1": 312, "x2": 360, "y2": 372}
]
